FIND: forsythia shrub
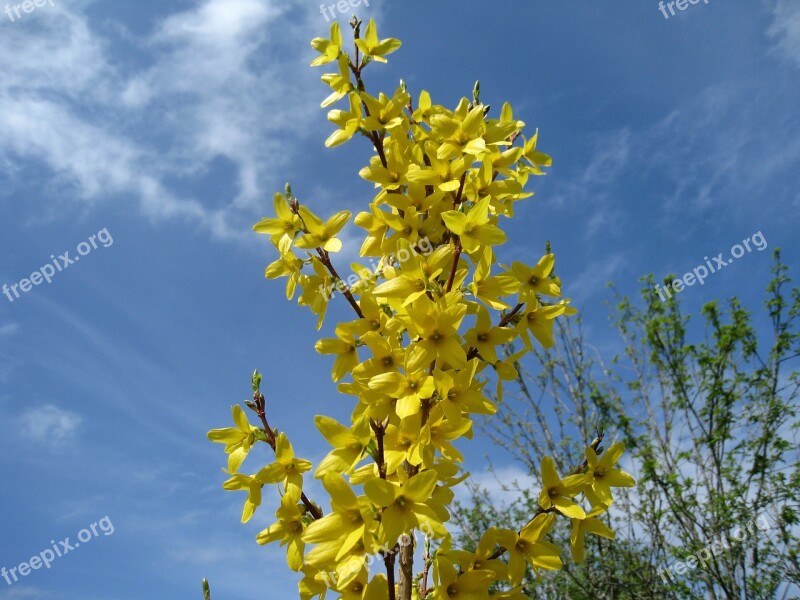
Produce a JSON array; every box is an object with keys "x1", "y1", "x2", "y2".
[{"x1": 207, "y1": 17, "x2": 635, "y2": 600}]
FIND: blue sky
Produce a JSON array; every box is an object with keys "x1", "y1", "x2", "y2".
[{"x1": 0, "y1": 0, "x2": 798, "y2": 598}]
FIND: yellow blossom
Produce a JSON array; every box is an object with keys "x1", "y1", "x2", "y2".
[
  {"x1": 257, "y1": 432, "x2": 312, "y2": 494},
  {"x1": 363, "y1": 470, "x2": 448, "y2": 546},
  {"x1": 256, "y1": 488, "x2": 306, "y2": 571},
  {"x1": 441, "y1": 197, "x2": 507, "y2": 254},
  {"x1": 583, "y1": 441, "x2": 636, "y2": 507},
  {"x1": 538, "y1": 456, "x2": 586, "y2": 519},
  {"x1": 206, "y1": 404, "x2": 259, "y2": 473},
  {"x1": 353, "y1": 19, "x2": 401, "y2": 64},
  {"x1": 570, "y1": 505, "x2": 615, "y2": 563},
  {"x1": 494, "y1": 513, "x2": 562, "y2": 585}
]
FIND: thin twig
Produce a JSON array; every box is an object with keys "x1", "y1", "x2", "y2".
[
  {"x1": 316, "y1": 248, "x2": 364, "y2": 319},
  {"x1": 254, "y1": 390, "x2": 323, "y2": 520}
]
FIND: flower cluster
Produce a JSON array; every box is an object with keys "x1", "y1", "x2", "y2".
[{"x1": 208, "y1": 18, "x2": 634, "y2": 600}]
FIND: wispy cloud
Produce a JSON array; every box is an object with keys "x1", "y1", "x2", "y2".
[
  {"x1": 548, "y1": 128, "x2": 632, "y2": 217},
  {"x1": 455, "y1": 464, "x2": 538, "y2": 508},
  {"x1": 0, "y1": 0, "x2": 325, "y2": 239},
  {"x1": 0, "y1": 323, "x2": 19, "y2": 336},
  {"x1": 767, "y1": 0, "x2": 800, "y2": 68},
  {"x1": 18, "y1": 404, "x2": 82, "y2": 448},
  {"x1": 550, "y1": 75, "x2": 798, "y2": 252},
  {"x1": 0, "y1": 588, "x2": 54, "y2": 600}
]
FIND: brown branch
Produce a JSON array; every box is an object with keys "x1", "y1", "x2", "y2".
[
  {"x1": 347, "y1": 35, "x2": 389, "y2": 169},
  {"x1": 384, "y1": 551, "x2": 397, "y2": 600},
  {"x1": 371, "y1": 419, "x2": 388, "y2": 479},
  {"x1": 453, "y1": 172, "x2": 467, "y2": 206},
  {"x1": 419, "y1": 536, "x2": 432, "y2": 598},
  {"x1": 445, "y1": 238, "x2": 462, "y2": 293},
  {"x1": 286, "y1": 196, "x2": 364, "y2": 321},
  {"x1": 498, "y1": 302, "x2": 525, "y2": 327},
  {"x1": 398, "y1": 543, "x2": 414, "y2": 600},
  {"x1": 316, "y1": 248, "x2": 364, "y2": 319},
  {"x1": 254, "y1": 391, "x2": 323, "y2": 520},
  {"x1": 395, "y1": 393, "x2": 436, "y2": 599},
  {"x1": 444, "y1": 173, "x2": 468, "y2": 294},
  {"x1": 369, "y1": 131, "x2": 389, "y2": 169},
  {"x1": 369, "y1": 415, "x2": 397, "y2": 595}
]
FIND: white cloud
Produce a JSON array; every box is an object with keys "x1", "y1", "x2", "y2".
[
  {"x1": 569, "y1": 252, "x2": 626, "y2": 302},
  {"x1": 549, "y1": 78, "x2": 798, "y2": 250},
  {"x1": 548, "y1": 128, "x2": 631, "y2": 210},
  {"x1": 18, "y1": 404, "x2": 82, "y2": 447},
  {"x1": 544, "y1": 128, "x2": 631, "y2": 244},
  {"x1": 0, "y1": 323, "x2": 20, "y2": 336},
  {"x1": 768, "y1": 0, "x2": 800, "y2": 67},
  {"x1": 455, "y1": 464, "x2": 538, "y2": 508},
  {"x1": 0, "y1": 0, "x2": 326, "y2": 239},
  {"x1": 0, "y1": 588, "x2": 53, "y2": 600}
]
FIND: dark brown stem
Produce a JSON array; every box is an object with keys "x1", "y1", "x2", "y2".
[
  {"x1": 498, "y1": 302, "x2": 525, "y2": 327},
  {"x1": 445, "y1": 239, "x2": 462, "y2": 293},
  {"x1": 420, "y1": 537, "x2": 432, "y2": 598},
  {"x1": 371, "y1": 132, "x2": 389, "y2": 168},
  {"x1": 347, "y1": 56, "x2": 389, "y2": 169},
  {"x1": 316, "y1": 248, "x2": 364, "y2": 319},
  {"x1": 369, "y1": 417, "x2": 396, "y2": 592},
  {"x1": 443, "y1": 173, "x2": 470, "y2": 294},
  {"x1": 352, "y1": 19, "x2": 361, "y2": 73},
  {"x1": 453, "y1": 172, "x2": 467, "y2": 206},
  {"x1": 254, "y1": 391, "x2": 323, "y2": 520},
  {"x1": 397, "y1": 393, "x2": 435, "y2": 599},
  {"x1": 371, "y1": 419, "x2": 388, "y2": 479},
  {"x1": 384, "y1": 551, "x2": 397, "y2": 600},
  {"x1": 288, "y1": 198, "x2": 365, "y2": 321}
]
